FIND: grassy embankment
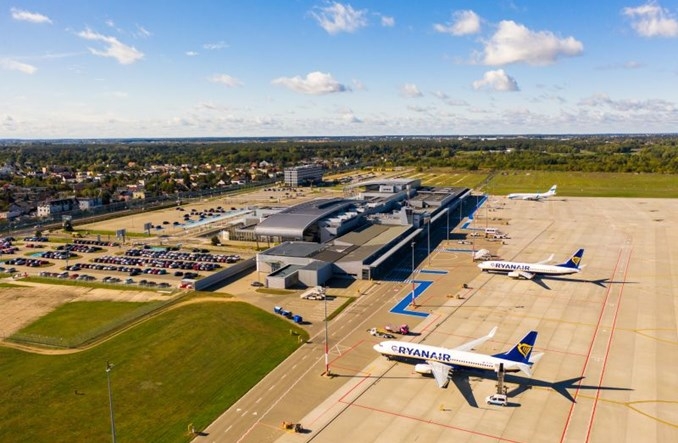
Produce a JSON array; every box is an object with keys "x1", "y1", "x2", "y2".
[{"x1": 1, "y1": 301, "x2": 307, "y2": 443}]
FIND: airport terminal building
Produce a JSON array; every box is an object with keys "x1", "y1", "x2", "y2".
[{"x1": 253, "y1": 178, "x2": 470, "y2": 288}]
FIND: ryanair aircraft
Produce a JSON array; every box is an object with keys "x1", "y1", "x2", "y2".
[
  {"x1": 373, "y1": 327, "x2": 542, "y2": 388},
  {"x1": 477, "y1": 248, "x2": 584, "y2": 280}
]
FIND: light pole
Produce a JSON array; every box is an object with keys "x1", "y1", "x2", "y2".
[
  {"x1": 106, "y1": 361, "x2": 117, "y2": 443},
  {"x1": 427, "y1": 219, "x2": 431, "y2": 266},
  {"x1": 446, "y1": 208, "x2": 450, "y2": 242},
  {"x1": 324, "y1": 290, "x2": 330, "y2": 376},
  {"x1": 411, "y1": 241, "x2": 416, "y2": 308}
]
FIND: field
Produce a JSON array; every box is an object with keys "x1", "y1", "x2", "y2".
[
  {"x1": 14, "y1": 300, "x2": 161, "y2": 344},
  {"x1": 404, "y1": 169, "x2": 678, "y2": 198},
  {"x1": 0, "y1": 301, "x2": 308, "y2": 443}
]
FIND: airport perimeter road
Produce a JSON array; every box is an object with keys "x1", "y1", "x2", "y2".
[
  {"x1": 195, "y1": 239, "x2": 483, "y2": 442},
  {"x1": 275, "y1": 197, "x2": 678, "y2": 443}
]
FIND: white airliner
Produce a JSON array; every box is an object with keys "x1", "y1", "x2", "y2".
[
  {"x1": 373, "y1": 327, "x2": 541, "y2": 388},
  {"x1": 507, "y1": 185, "x2": 557, "y2": 200},
  {"x1": 477, "y1": 248, "x2": 584, "y2": 280}
]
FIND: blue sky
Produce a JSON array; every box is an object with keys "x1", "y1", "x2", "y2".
[{"x1": 2, "y1": 1, "x2": 678, "y2": 138}]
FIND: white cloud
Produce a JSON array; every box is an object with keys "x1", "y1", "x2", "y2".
[
  {"x1": 352, "y1": 79, "x2": 366, "y2": 90},
  {"x1": 133, "y1": 25, "x2": 152, "y2": 39},
  {"x1": 623, "y1": 2, "x2": 678, "y2": 37},
  {"x1": 340, "y1": 108, "x2": 362, "y2": 123},
  {"x1": 272, "y1": 71, "x2": 349, "y2": 95},
  {"x1": 203, "y1": 41, "x2": 229, "y2": 50},
  {"x1": 400, "y1": 83, "x2": 423, "y2": 98},
  {"x1": 483, "y1": 20, "x2": 583, "y2": 66},
  {"x1": 77, "y1": 28, "x2": 144, "y2": 65},
  {"x1": 380, "y1": 15, "x2": 395, "y2": 27},
  {"x1": 185, "y1": 51, "x2": 199, "y2": 57},
  {"x1": 310, "y1": 2, "x2": 368, "y2": 34},
  {"x1": 433, "y1": 91, "x2": 468, "y2": 106},
  {"x1": 434, "y1": 10, "x2": 481, "y2": 36},
  {"x1": 0, "y1": 58, "x2": 37, "y2": 74},
  {"x1": 472, "y1": 69, "x2": 519, "y2": 91},
  {"x1": 10, "y1": 7, "x2": 52, "y2": 24},
  {"x1": 209, "y1": 74, "x2": 243, "y2": 87},
  {"x1": 579, "y1": 93, "x2": 676, "y2": 112}
]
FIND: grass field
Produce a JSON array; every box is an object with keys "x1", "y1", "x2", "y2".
[
  {"x1": 15, "y1": 301, "x2": 160, "y2": 342},
  {"x1": 407, "y1": 169, "x2": 678, "y2": 198},
  {"x1": 0, "y1": 301, "x2": 308, "y2": 443}
]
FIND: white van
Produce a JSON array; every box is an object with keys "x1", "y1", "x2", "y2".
[{"x1": 485, "y1": 394, "x2": 508, "y2": 406}]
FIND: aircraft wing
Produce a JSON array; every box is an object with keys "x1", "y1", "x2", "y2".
[
  {"x1": 427, "y1": 360, "x2": 451, "y2": 388},
  {"x1": 538, "y1": 254, "x2": 554, "y2": 265},
  {"x1": 453, "y1": 326, "x2": 497, "y2": 352}
]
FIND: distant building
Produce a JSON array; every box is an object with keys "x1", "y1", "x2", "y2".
[
  {"x1": 78, "y1": 197, "x2": 102, "y2": 211},
  {"x1": 283, "y1": 164, "x2": 323, "y2": 187},
  {"x1": 37, "y1": 198, "x2": 78, "y2": 218}
]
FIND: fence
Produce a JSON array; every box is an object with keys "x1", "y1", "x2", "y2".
[{"x1": 8, "y1": 295, "x2": 184, "y2": 349}]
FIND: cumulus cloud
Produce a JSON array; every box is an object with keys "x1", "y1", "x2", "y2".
[
  {"x1": 340, "y1": 108, "x2": 362, "y2": 123},
  {"x1": 623, "y1": 2, "x2": 678, "y2": 37},
  {"x1": 310, "y1": 2, "x2": 368, "y2": 34},
  {"x1": 185, "y1": 51, "x2": 198, "y2": 57},
  {"x1": 0, "y1": 58, "x2": 37, "y2": 74},
  {"x1": 434, "y1": 10, "x2": 481, "y2": 36},
  {"x1": 482, "y1": 20, "x2": 583, "y2": 65},
  {"x1": 472, "y1": 69, "x2": 519, "y2": 91},
  {"x1": 77, "y1": 28, "x2": 144, "y2": 64},
  {"x1": 10, "y1": 7, "x2": 52, "y2": 24},
  {"x1": 271, "y1": 71, "x2": 349, "y2": 95},
  {"x1": 400, "y1": 83, "x2": 423, "y2": 98},
  {"x1": 209, "y1": 74, "x2": 243, "y2": 87}
]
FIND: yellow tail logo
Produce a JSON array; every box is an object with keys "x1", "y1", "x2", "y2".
[
  {"x1": 517, "y1": 343, "x2": 532, "y2": 358},
  {"x1": 571, "y1": 256, "x2": 581, "y2": 266}
]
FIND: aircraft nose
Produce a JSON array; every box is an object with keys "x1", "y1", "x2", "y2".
[{"x1": 373, "y1": 343, "x2": 384, "y2": 352}]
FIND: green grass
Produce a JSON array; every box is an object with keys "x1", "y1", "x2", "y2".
[
  {"x1": 16, "y1": 301, "x2": 158, "y2": 342},
  {"x1": 485, "y1": 171, "x2": 678, "y2": 197},
  {"x1": 402, "y1": 169, "x2": 678, "y2": 198},
  {"x1": 0, "y1": 301, "x2": 307, "y2": 443}
]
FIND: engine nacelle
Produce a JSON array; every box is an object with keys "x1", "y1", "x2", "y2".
[
  {"x1": 414, "y1": 363, "x2": 432, "y2": 375},
  {"x1": 508, "y1": 271, "x2": 521, "y2": 278}
]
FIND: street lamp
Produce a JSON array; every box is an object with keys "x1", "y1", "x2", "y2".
[
  {"x1": 427, "y1": 219, "x2": 431, "y2": 266},
  {"x1": 446, "y1": 208, "x2": 450, "y2": 242},
  {"x1": 106, "y1": 361, "x2": 117, "y2": 443},
  {"x1": 411, "y1": 241, "x2": 416, "y2": 308},
  {"x1": 324, "y1": 290, "x2": 330, "y2": 376}
]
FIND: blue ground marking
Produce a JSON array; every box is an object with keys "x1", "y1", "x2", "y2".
[
  {"x1": 419, "y1": 269, "x2": 448, "y2": 275},
  {"x1": 390, "y1": 280, "x2": 432, "y2": 318}
]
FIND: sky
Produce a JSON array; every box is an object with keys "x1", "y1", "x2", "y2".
[{"x1": 2, "y1": 1, "x2": 678, "y2": 138}]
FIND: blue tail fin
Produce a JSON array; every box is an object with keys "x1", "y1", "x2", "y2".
[
  {"x1": 557, "y1": 248, "x2": 584, "y2": 269},
  {"x1": 494, "y1": 331, "x2": 537, "y2": 363}
]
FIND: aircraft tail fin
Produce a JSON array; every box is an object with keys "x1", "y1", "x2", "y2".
[
  {"x1": 557, "y1": 249, "x2": 584, "y2": 269},
  {"x1": 548, "y1": 185, "x2": 557, "y2": 195},
  {"x1": 494, "y1": 331, "x2": 537, "y2": 364}
]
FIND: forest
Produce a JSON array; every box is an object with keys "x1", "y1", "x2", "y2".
[{"x1": 0, "y1": 135, "x2": 677, "y2": 212}]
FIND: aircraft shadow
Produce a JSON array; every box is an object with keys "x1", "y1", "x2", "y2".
[
  {"x1": 465, "y1": 370, "x2": 633, "y2": 404},
  {"x1": 535, "y1": 275, "x2": 636, "y2": 290}
]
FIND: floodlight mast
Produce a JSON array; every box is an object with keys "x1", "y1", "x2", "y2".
[{"x1": 106, "y1": 361, "x2": 117, "y2": 443}]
